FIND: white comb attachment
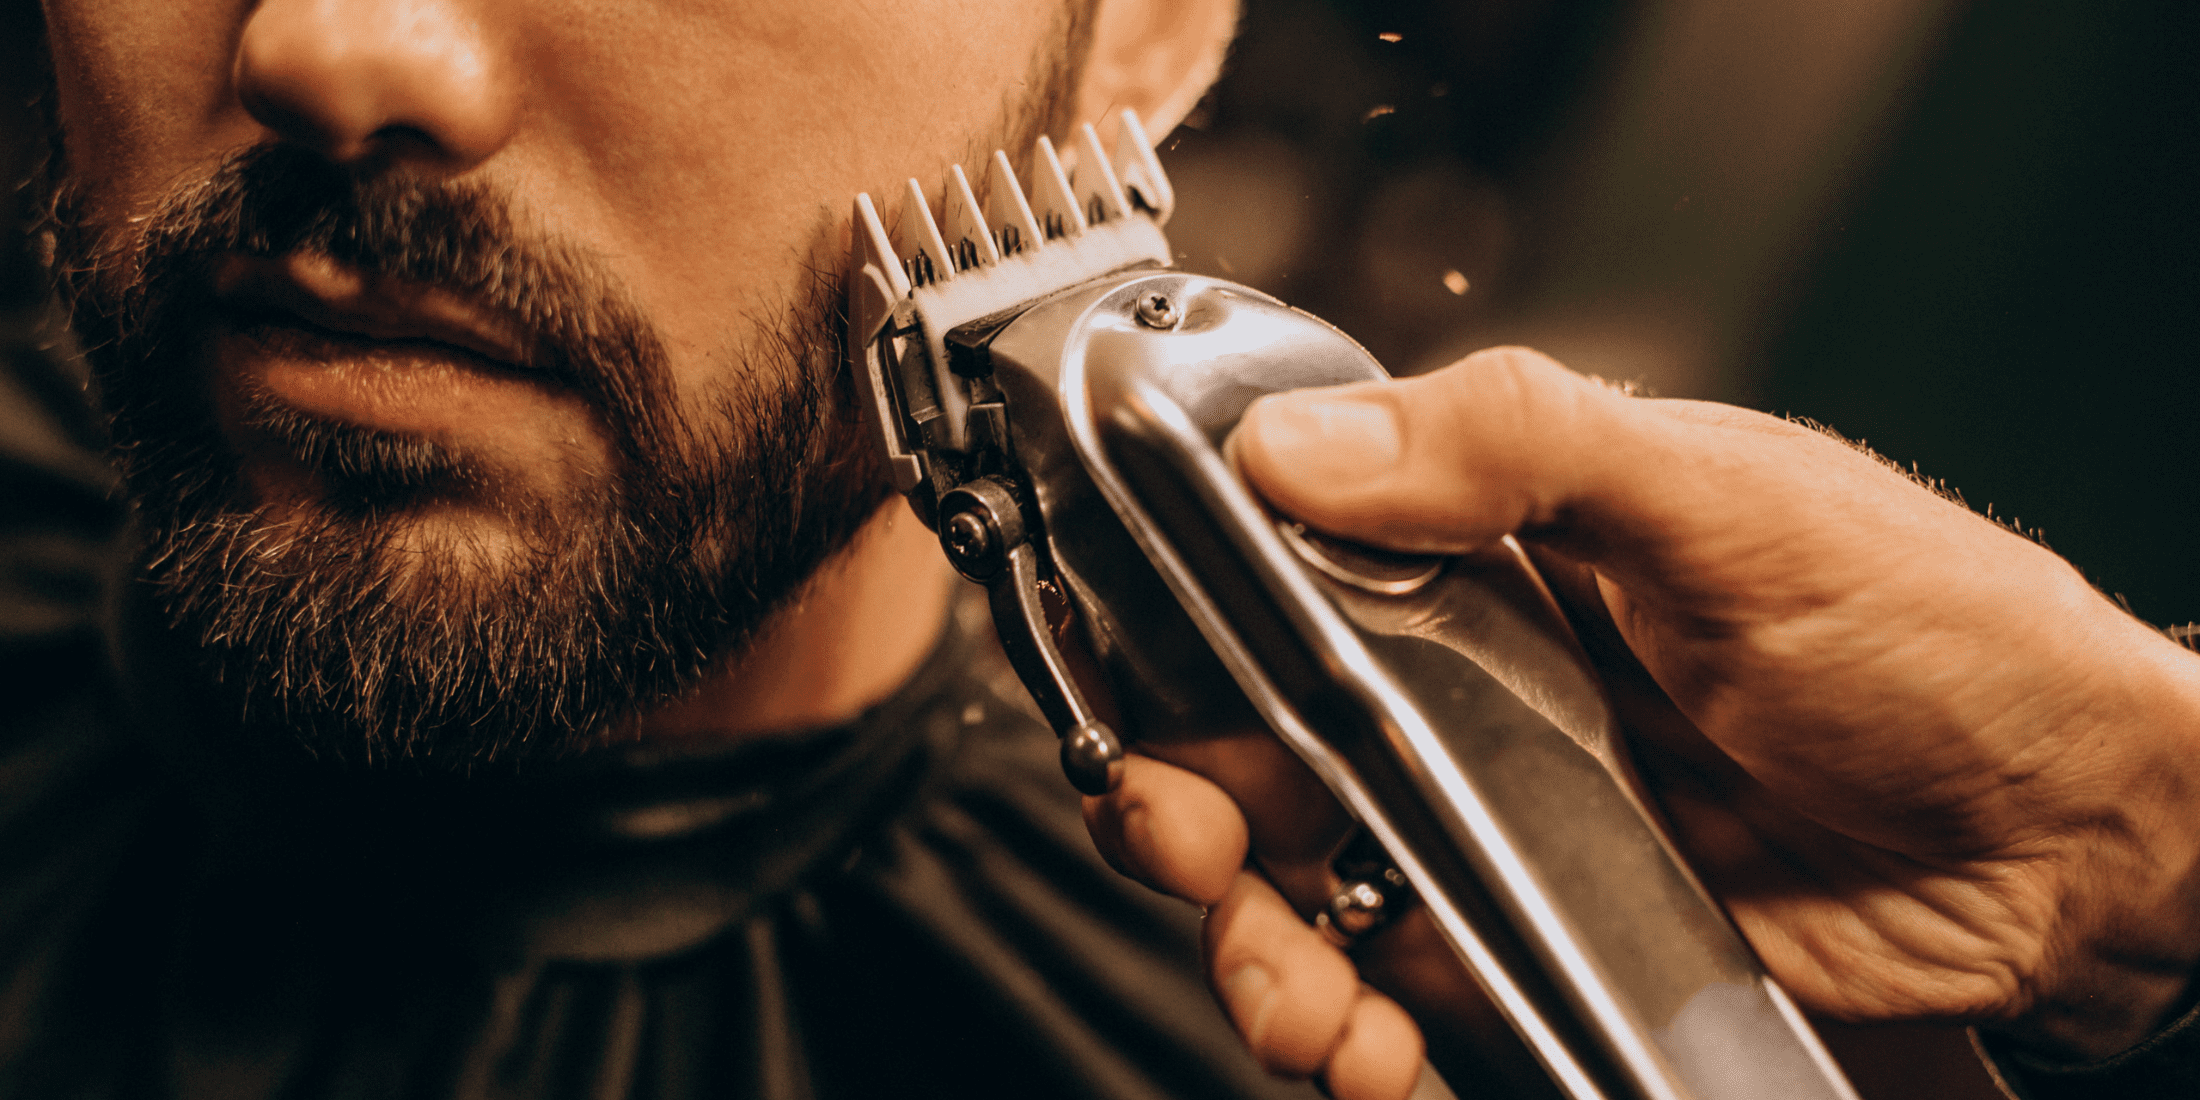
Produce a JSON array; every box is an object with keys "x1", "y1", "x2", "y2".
[
  {"x1": 984, "y1": 150, "x2": 1044, "y2": 259},
  {"x1": 850, "y1": 109, "x2": 1176, "y2": 321},
  {"x1": 1109, "y1": 111, "x2": 1174, "y2": 223},
  {"x1": 1029, "y1": 135, "x2": 1086, "y2": 243},
  {"x1": 846, "y1": 109, "x2": 1177, "y2": 471},
  {"x1": 893, "y1": 179, "x2": 954, "y2": 288},
  {"x1": 1073, "y1": 124, "x2": 1130, "y2": 229},
  {"x1": 940, "y1": 164, "x2": 999, "y2": 273}
]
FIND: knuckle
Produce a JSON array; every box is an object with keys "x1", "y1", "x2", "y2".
[
  {"x1": 1261, "y1": 950, "x2": 1362, "y2": 1075},
  {"x1": 1412, "y1": 345, "x2": 1601, "y2": 451},
  {"x1": 1458, "y1": 342, "x2": 1566, "y2": 379},
  {"x1": 1379, "y1": 345, "x2": 1611, "y2": 537},
  {"x1": 1323, "y1": 994, "x2": 1425, "y2": 1100},
  {"x1": 1201, "y1": 872, "x2": 1267, "y2": 967},
  {"x1": 1110, "y1": 757, "x2": 1248, "y2": 907},
  {"x1": 1451, "y1": 345, "x2": 1574, "y2": 400},
  {"x1": 1199, "y1": 873, "x2": 1377, "y2": 1079}
]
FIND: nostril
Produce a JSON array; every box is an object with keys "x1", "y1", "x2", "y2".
[
  {"x1": 235, "y1": 79, "x2": 360, "y2": 162},
  {"x1": 362, "y1": 123, "x2": 447, "y2": 166},
  {"x1": 232, "y1": 0, "x2": 516, "y2": 174}
]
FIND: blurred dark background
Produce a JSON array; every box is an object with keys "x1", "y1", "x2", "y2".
[
  {"x1": 5, "y1": 0, "x2": 2194, "y2": 620},
  {"x1": 3, "y1": 1, "x2": 2190, "y2": 1097},
  {"x1": 1161, "y1": 10, "x2": 2191, "y2": 1091},
  {"x1": 1160, "y1": 0, "x2": 2198, "y2": 626},
  {"x1": 1158, "y1": 9, "x2": 2193, "y2": 1087}
]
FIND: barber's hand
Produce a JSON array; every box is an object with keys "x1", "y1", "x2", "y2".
[{"x1": 1083, "y1": 346, "x2": 2200, "y2": 1099}]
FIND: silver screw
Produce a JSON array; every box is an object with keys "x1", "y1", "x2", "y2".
[
  {"x1": 942, "y1": 510, "x2": 995, "y2": 573},
  {"x1": 1327, "y1": 880, "x2": 1390, "y2": 938},
  {"x1": 1134, "y1": 292, "x2": 1179, "y2": 330}
]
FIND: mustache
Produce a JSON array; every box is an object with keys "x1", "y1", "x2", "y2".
[
  {"x1": 58, "y1": 143, "x2": 672, "y2": 454},
  {"x1": 46, "y1": 141, "x2": 892, "y2": 764}
]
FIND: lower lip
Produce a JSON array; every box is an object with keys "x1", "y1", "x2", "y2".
[{"x1": 210, "y1": 324, "x2": 583, "y2": 440}]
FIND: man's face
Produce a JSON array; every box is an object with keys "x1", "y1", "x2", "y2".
[{"x1": 40, "y1": 0, "x2": 1083, "y2": 763}]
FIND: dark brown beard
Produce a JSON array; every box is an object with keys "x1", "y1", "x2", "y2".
[
  {"x1": 32, "y1": 8, "x2": 1086, "y2": 769},
  {"x1": 50, "y1": 144, "x2": 890, "y2": 768}
]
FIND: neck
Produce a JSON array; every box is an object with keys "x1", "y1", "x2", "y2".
[{"x1": 636, "y1": 499, "x2": 958, "y2": 741}]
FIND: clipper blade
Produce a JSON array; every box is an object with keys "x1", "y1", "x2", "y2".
[{"x1": 847, "y1": 109, "x2": 1176, "y2": 493}]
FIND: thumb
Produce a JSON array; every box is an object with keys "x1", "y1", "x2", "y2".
[{"x1": 1231, "y1": 346, "x2": 1632, "y2": 558}]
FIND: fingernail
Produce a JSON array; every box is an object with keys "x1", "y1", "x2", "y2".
[
  {"x1": 1222, "y1": 963, "x2": 1278, "y2": 1049},
  {"x1": 1243, "y1": 393, "x2": 1402, "y2": 490}
]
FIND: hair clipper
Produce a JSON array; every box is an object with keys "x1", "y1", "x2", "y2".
[{"x1": 845, "y1": 112, "x2": 1862, "y2": 1100}]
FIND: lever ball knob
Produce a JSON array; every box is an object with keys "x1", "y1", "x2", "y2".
[{"x1": 1060, "y1": 721, "x2": 1125, "y2": 795}]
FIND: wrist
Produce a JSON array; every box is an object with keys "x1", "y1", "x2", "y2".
[
  {"x1": 1995, "y1": 938, "x2": 2200, "y2": 1061},
  {"x1": 1993, "y1": 674, "x2": 2200, "y2": 1058}
]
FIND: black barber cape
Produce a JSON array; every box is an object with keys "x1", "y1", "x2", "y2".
[
  {"x1": 12, "y1": 314, "x2": 2200, "y2": 1100},
  {"x1": 0, "y1": 329, "x2": 1314, "y2": 1100}
]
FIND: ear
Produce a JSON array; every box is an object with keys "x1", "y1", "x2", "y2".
[{"x1": 1075, "y1": 0, "x2": 1238, "y2": 145}]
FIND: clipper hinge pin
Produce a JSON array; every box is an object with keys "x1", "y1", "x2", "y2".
[{"x1": 942, "y1": 511, "x2": 996, "y2": 578}]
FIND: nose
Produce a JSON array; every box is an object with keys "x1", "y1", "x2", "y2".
[{"x1": 233, "y1": 0, "x2": 518, "y2": 172}]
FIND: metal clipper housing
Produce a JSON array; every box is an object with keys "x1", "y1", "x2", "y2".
[{"x1": 846, "y1": 111, "x2": 1862, "y2": 1100}]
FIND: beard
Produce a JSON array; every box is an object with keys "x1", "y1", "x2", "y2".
[
  {"x1": 36, "y1": 2, "x2": 1086, "y2": 769},
  {"x1": 46, "y1": 145, "x2": 895, "y2": 770}
]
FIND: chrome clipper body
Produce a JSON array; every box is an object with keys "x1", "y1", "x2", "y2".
[{"x1": 846, "y1": 112, "x2": 1861, "y2": 1100}]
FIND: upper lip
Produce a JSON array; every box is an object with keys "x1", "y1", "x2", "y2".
[{"x1": 209, "y1": 252, "x2": 543, "y2": 373}]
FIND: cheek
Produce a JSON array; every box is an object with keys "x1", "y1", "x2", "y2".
[
  {"x1": 498, "y1": 0, "x2": 1067, "y2": 382},
  {"x1": 44, "y1": 0, "x2": 1075, "y2": 417},
  {"x1": 43, "y1": 0, "x2": 265, "y2": 220}
]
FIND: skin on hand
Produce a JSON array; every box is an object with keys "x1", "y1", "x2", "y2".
[
  {"x1": 1086, "y1": 758, "x2": 1426, "y2": 1099},
  {"x1": 1087, "y1": 345, "x2": 2200, "y2": 1095}
]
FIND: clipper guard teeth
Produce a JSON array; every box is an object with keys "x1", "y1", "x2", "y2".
[
  {"x1": 846, "y1": 109, "x2": 1178, "y2": 488},
  {"x1": 849, "y1": 109, "x2": 1177, "y2": 334},
  {"x1": 893, "y1": 178, "x2": 954, "y2": 288},
  {"x1": 1111, "y1": 112, "x2": 1174, "y2": 223},
  {"x1": 983, "y1": 151, "x2": 1042, "y2": 258},
  {"x1": 1029, "y1": 135, "x2": 1086, "y2": 242},
  {"x1": 941, "y1": 164, "x2": 999, "y2": 273},
  {"x1": 1072, "y1": 124, "x2": 1131, "y2": 228}
]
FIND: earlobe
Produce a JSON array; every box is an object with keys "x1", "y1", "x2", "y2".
[{"x1": 1076, "y1": 0, "x2": 1238, "y2": 146}]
